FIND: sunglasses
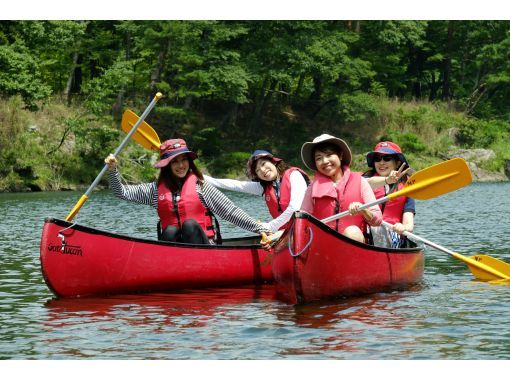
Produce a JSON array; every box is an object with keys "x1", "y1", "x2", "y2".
[{"x1": 373, "y1": 154, "x2": 396, "y2": 162}]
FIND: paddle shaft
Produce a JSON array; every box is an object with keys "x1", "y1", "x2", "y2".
[
  {"x1": 65, "y1": 92, "x2": 163, "y2": 221},
  {"x1": 381, "y1": 221, "x2": 510, "y2": 280},
  {"x1": 321, "y1": 195, "x2": 389, "y2": 224}
]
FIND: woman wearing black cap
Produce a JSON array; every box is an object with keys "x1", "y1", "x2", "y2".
[
  {"x1": 105, "y1": 138, "x2": 271, "y2": 244},
  {"x1": 204, "y1": 150, "x2": 309, "y2": 232},
  {"x1": 363, "y1": 141, "x2": 415, "y2": 248}
]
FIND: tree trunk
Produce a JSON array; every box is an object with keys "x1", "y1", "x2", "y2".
[
  {"x1": 295, "y1": 73, "x2": 305, "y2": 99},
  {"x1": 64, "y1": 52, "x2": 80, "y2": 106},
  {"x1": 248, "y1": 77, "x2": 273, "y2": 134},
  {"x1": 113, "y1": 31, "x2": 132, "y2": 119},
  {"x1": 442, "y1": 21, "x2": 455, "y2": 101},
  {"x1": 184, "y1": 95, "x2": 193, "y2": 109},
  {"x1": 150, "y1": 39, "x2": 171, "y2": 96}
]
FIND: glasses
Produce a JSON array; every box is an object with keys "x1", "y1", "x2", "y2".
[{"x1": 373, "y1": 155, "x2": 396, "y2": 162}]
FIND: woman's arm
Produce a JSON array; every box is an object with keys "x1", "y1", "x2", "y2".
[
  {"x1": 367, "y1": 164, "x2": 411, "y2": 190},
  {"x1": 392, "y1": 211, "x2": 414, "y2": 235},
  {"x1": 264, "y1": 171, "x2": 308, "y2": 232},
  {"x1": 299, "y1": 186, "x2": 314, "y2": 214},
  {"x1": 108, "y1": 169, "x2": 158, "y2": 208},
  {"x1": 366, "y1": 176, "x2": 388, "y2": 190},
  {"x1": 359, "y1": 178, "x2": 382, "y2": 226},
  {"x1": 203, "y1": 175, "x2": 263, "y2": 196},
  {"x1": 198, "y1": 181, "x2": 269, "y2": 234}
]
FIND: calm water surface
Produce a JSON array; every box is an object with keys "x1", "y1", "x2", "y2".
[{"x1": 1, "y1": 183, "x2": 510, "y2": 359}]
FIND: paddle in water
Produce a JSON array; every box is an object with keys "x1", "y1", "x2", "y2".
[{"x1": 381, "y1": 221, "x2": 510, "y2": 281}]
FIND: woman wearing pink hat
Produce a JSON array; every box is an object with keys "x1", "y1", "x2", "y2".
[
  {"x1": 204, "y1": 150, "x2": 309, "y2": 232},
  {"x1": 299, "y1": 134, "x2": 382, "y2": 243},
  {"x1": 363, "y1": 141, "x2": 415, "y2": 248},
  {"x1": 105, "y1": 139, "x2": 271, "y2": 244}
]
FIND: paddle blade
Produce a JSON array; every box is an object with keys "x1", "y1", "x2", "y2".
[
  {"x1": 468, "y1": 254, "x2": 510, "y2": 280},
  {"x1": 392, "y1": 158, "x2": 472, "y2": 201},
  {"x1": 121, "y1": 110, "x2": 161, "y2": 152}
]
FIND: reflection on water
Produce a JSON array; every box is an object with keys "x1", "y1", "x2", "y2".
[{"x1": 1, "y1": 183, "x2": 510, "y2": 359}]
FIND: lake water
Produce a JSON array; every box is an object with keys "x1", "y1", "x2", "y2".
[{"x1": 1, "y1": 183, "x2": 510, "y2": 361}]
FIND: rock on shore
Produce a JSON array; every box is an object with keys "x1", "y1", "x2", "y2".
[{"x1": 445, "y1": 148, "x2": 509, "y2": 182}]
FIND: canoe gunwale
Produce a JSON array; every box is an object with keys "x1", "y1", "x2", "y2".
[
  {"x1": 44, "y1": 217, "x2": 263, "y2": 250},
  {"x1": 291, "y1": 211, "x2": 423, "y2": 254}
]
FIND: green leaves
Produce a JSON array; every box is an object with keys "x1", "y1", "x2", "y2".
[{"x1": 0, "y1": 42, "x2": 51, "y2": 110}]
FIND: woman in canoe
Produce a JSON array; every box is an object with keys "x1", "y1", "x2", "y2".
[
  {"x1": 105, "y1": 138, "x2": 272, "y2": 244},
  {"x1": 363, "y1": 141, "x2": 415, "y2": 248},
  {"x1": 299, "y1": 134, "x2": 382, "y2": 243},
  {"x1": 204, "y1": 150, "x2": 310, "y2": 232}
]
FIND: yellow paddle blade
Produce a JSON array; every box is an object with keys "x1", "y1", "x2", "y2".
[
  {"x1": 121, "y1": 110, "x2": 161, "y2": 152},
  {"x1": 468, "y1": 254, "x2": 510, "y2": 280},
  {"x1": 488, "y1": 279, "x2": 510, "y2": 285},
  {"x1": 450, "y1": 252, "x2": 510, "y2": 281},
  {"x1": 389, "y1": 157, "x2": 472, "y2": 201}
]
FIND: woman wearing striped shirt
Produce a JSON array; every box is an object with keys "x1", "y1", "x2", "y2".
[{"x1": 105, "y1": 138, "x2": 271, "y2": 245}]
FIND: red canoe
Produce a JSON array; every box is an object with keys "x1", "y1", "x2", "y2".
[
  {"x1": 40, "y1": 218, "x2": 273, "y2": 298},
  {"x1": 271, "y1": 212, "x2": 425, "y2": 304}
]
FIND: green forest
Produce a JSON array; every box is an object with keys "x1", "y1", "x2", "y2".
[{"x1": 1, "y1": 20, "x2": 510, "y2": 192}]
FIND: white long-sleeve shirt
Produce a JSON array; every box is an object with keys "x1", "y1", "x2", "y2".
[{"x1": 204, "y1": 171, "x2": 308, "y2": 232}]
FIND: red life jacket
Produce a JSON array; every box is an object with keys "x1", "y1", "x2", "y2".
[
  {"x1": 262, "y1": 167, "x2": 309, "y2": 222},
  {"x1": 310, "y1": 168, "x2": 365, "y2": 233},
  {"x1": 372, "y1": 179, "x2": 407, "y2": 225},
  {"x1": 157, "y1": 174, "x2": 215, "y2": 238}
]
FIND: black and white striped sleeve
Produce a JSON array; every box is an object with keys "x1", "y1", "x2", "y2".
[
  {"x1": 197, "y1": 181, "x2": 269, "y2": 234},
  {"x1": 108, "y1": 169, "x2": 158, "y2": 208}
]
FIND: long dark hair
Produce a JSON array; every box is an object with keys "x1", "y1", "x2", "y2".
[{"x1": 158, "y1": 154, "x2": 204, "y2": 192}]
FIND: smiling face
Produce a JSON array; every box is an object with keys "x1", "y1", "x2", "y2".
[
  {"x1": 373, "y1": 154, "x2": 400, "y2": 176},
  {"x1": 314, "y1": 148, "x2": 342, "y2": 180},
  {"x1": 254, "y1": 158, "x2": 278, "y2": 182},
  {"x1": 170, "y1": 154, "x2": 190, "y2": 179}
]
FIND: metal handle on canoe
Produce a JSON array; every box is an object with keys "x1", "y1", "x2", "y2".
[{"x1": 288, "y1": 226, "x2": 313, "y2": 257}]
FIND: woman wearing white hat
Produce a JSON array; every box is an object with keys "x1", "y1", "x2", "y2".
[
  {"x1": 105, "y1": 138, "x2": 271, "y2": 244},
  {"x1": 300, "y1": 134, "x2": 382, "y2": 243}
]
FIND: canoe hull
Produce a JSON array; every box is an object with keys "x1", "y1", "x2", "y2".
[
  {"x1": 271, "y1": 212, "x2": 424, "y2": 304},
  {"x1": 40, "y1": 218, "x2": 273, "y2": 298}
]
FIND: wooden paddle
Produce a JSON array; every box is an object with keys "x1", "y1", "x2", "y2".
[
  {"x1": 65, "y1": 92, "x2": 163, "y2": 222},
  {"x1": 321, "y1": 158, "x2": 472, "y2": 224},
  {"x1": 381, "y1": 221, "x2": 510, "y2": 281}
]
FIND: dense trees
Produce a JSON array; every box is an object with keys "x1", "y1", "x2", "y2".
[
  {"x1": 3, "y1": 20, "x2": 510, "y2": 119},
  {"x1": 1, "y1": 20, "x2": 510, "y2": 190}
]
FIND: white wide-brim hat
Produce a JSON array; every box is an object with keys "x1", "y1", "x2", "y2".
[{"x1": 301, "y1": 133, "x2": 352, "y2": 171}]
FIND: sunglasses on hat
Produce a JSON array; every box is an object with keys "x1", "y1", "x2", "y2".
[{"x1": 373, "y1": 154, "x2": 396, "y2": 162}]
